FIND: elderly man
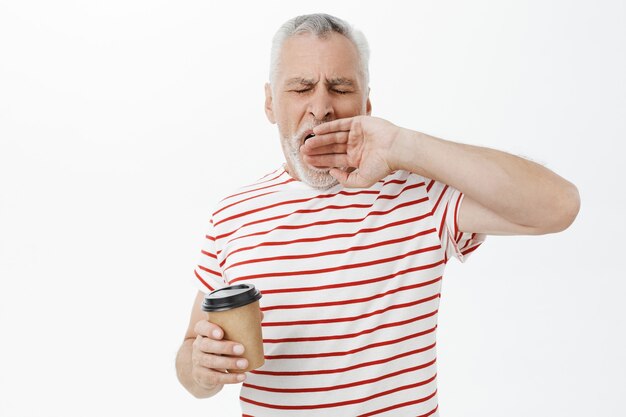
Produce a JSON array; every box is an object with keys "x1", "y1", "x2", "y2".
[{"x1": 176, "y1": 13, "x2": 579, "y2": 417}]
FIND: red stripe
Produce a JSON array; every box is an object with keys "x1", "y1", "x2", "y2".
[
  {"x1": 438, "y1": 204, "x2": 448, "y2": 240},
  {"x1": 214, "y1": 190, "x2": 278, "y2": 217},
  {"x1": 251, "y1": 342, "x2": 436, "y2": 377},
  {"x1": 204, "y1": 234, "x2": 216, "y2": 241},
  {"x1": 263, "y1": 309, "x2": 438, "y2": 343},
  {"x1": 255, "y1": 167, "x2": 282, "y2": 182},
  {"x1": 383, "y1": 178, "x2": 408, "y2": 186},
  {"x1": 198, "y1": 264, "x2": 221, "y2": 277},
  {"x1": 221, "y1": 212, "x2": 431, "y2": 267},
  {"x1": 215, "y1": 181, "x2": 425, "y2": 229},
  {"x1": 215, "y1": 178, "x2": 298, "y2": 215},
  {"x1": 200, "y1": 250, "x2": 216, "y2": 259},
  {"x1": 215, "y1": 189, "x2": 380, "y2": 227},
  {"x1": 216, "y1": 195, "x2": 314, "y2": 227},
  {"x1": 461, "y1": 244, "x2": 480, "y2": 256},
  {"x1": 194, "y1": 270, "x2": 215, "y2": 291},
  {"x1": 257, "y1": 167, "x2": 282, "y2": 181},
  {"x1": 454, "y1": 192, "x2": 462, "y2": 240},
  {"x1": 224, "y1": 228, "x2": 436, "y2": 272},
  {"x1": 218, "y1": 202, "x2": 370, "y2": 240},
  {"x1": 220, "y1": 170, "x2": 286, "y2": 202},
  {"x1": 218, "y1": 196, "x2": 428, "y2": 242},
  {"x1": 431, "y1": 184, "x2": 449, "y2": 215},
  {"x1": 262, "y1": 278, "x2": 441, "y2": 311},
  {"x1": 468, "y1": 233, "x2": 479, "y2": 250},
  {"x1": 260, "y1": 262, "x2": 445, "y2": 295},
  {"x1": 239, "y1": 375, "x2": 437, "y2": 411},
  {"x1": 262, "y1": 294, "x2": 440, "y2": 328},
  {"x1": 358, "y1": 395, "x2": 439, "y2": 417},
  {"x1": 376, "y1": 182, "x2": 423, "y2": 199},
  {"x1": 460, "y1": 233, "x2": 471, "y2": 250},
  {"x1": 264, "y1": 325, "x2": 437, "y2": 359},
  {"x1": 243, "y1": 358, "x2": 436, "y2": 393},
  {"x1": 229, "y1": 245, "x2": 441, "y2": 284}
]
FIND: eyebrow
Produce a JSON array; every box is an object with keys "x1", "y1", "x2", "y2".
[
  {"x1": 327, "y1": 77, "x2": 354, "y2": 87},
  {"x1": 285, "y1": 77, "x2": 316, "y2": 87},
  {"x1": 285, "y1": 77, "x2": 356, "y2": 87}
]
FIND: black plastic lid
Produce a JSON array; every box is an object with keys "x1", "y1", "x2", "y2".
[{"x1": 201, "y1": 284, "x2": 262, "y2": 312}]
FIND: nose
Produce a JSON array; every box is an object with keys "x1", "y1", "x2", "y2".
[{"x1": 307, "y1": 88, "x2": 334, "y2": 121}]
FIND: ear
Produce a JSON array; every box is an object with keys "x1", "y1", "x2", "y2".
[
  {"x1": 365, "y1": 88, "x2": 372, "y2": 115},
  {"x1": 264, "y1": 83, "x2": 276, "y2": 124}
]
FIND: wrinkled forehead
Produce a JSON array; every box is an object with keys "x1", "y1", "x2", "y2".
[{"x1": 275, "y1": 32, "x2": 364, "y2": 87}]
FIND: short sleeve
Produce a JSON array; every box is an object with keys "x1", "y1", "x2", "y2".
[
  {"x1": 424, "y1": 177, "x2": 486, "y2": 263},
  {"x1": 192, "y1": 219, "x2": 228, "y2": 293}
]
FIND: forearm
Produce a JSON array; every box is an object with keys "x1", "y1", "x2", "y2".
[
  {"x1": 392, "y1": 128, "x2": 580, "y2": 232},
  {"x1": 176, "y1": 338, "x2": 223, "y2": 399}
]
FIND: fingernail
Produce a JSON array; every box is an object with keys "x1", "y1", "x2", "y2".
[
  {"x1": 237, "y1": 373, "x2": 246, "y2": 382},
  {"x1": 233, "y1": 344, "x2": 245, "y2": 355},
  {"x1": 237, "y1": 359, "x2": 248, "y2": 369},
  {"x1": 212, "y1": 329, "x2": 222, "y2": 339}
]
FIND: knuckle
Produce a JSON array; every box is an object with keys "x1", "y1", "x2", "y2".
[
  {"x1": 192, "y1": 335, "x2": 202, "y2": 349},
  {"x1": 202, "y1": 338, "x2": 225, "y2": 355},
  {"x1": 191, "y1": 349, "x2": 200, "y2": 366},
  {"x1": 206, "y1": 322, "x2": 223, "y2": 339},
  {"x1": 192, "y1": 360, "x2": 243, "y2": 386},
  {"x1": 230, "y1": 357, "x2": 244, "y2": 370},
  {"x1": 191, "y1": 366, "x2": 207, "y2": 384},
  {"x1": 215, "y1": 357, "x2": 230, "y2": 370},
  {"x1": 207, "y1": 340, "x2": 233, "y2": 355},
  {"x1": 194, "y1": 369, "x2": 218, "y2": 388},
  {"x1": 193, "y1": 319, "x2": 209, "y2": 336},
  {"x1": 194, "y1": 336, "x2": 212, "y2": 354},
  {"x1": 227, "y1": 373, "x2": 244, "y2": 384},
  {"x1": 197, "y1": 337, "x2": 210, "y2": 352},
  {"x1": 201, "y1": 353, "x2": 219, "y2": 369}
]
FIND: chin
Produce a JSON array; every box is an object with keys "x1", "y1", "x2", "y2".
[
  {"x1": 291, "y1": 158, "x2": 338, "y2": 189},
  {"x1": 304, "y1": 172, "x2": 338, "y2": 189},
  {"x1": 300, "y1": 167, "x2": 339, "y2": 189}
]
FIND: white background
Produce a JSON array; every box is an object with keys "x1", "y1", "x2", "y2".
[{"x1": 1, "y1": 1, "x2": 624, "y2": 416}]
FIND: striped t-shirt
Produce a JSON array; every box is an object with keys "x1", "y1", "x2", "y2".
[{"x1": 194, "y1": 165, "x2": 485, "y2": 417}]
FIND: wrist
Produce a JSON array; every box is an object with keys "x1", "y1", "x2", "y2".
[{"x1": 389, "y1": 128, "x2": 426, "y2": 174}]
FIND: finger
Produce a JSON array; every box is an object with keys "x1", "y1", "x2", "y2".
[
  {"x1": 304, "y1": 131, "x2": 349, "y2": 149},
  {"x1": 330, "y1": 168, "x2": 374, "y2": 189},
  {"x1": 197, "y1": 351, "x2": 249, "y2": 372},
  {"x1": 303, "y1": 154, "x2": 349, "y2": 169},
  {"x1": 329, "y1": 167, "x2": 350, "y2": 185},
  {"x1": 313, "y1": 117, "x2": 355, "y2": 135},
  {"x1": 192, "y1": 364, "x2": 247, "y2": 386},
  {"x1": 301, "y1": 143, "x2": 347, "y2": 156},
  {"x1": 195, "y1": 335, "x2": 246, "y2": 356},
  {"x1": 194, "y1": 320, "x2": 224, "y2": 340}
]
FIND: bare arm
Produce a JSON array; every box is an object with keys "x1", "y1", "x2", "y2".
[
  {"x1": 305, "y1": 116, "x2": 580, "y2": 236},
  {"x1": 393, "y1": 128, "x2": 580, "y2": 235}
]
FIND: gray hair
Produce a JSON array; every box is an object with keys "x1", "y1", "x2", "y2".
[{"x1": 269, "y1": 13, "x2": 370, "y2": 89}]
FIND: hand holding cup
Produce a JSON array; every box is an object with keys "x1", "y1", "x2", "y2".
[
  {"x1": 191, "y1": 320, "x2": 250, "y2": 388},
  {"x1": 190, "y1": 284, "x2": 265, "y2": 390}
]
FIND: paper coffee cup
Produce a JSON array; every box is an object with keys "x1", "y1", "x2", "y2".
[{"x1": 201, "y1": 284, "x2": 264, "y2": 373}]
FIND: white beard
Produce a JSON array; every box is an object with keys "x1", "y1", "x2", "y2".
[{"x1": 281, "y1": 124, "x2": 339, "y2": 189}]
